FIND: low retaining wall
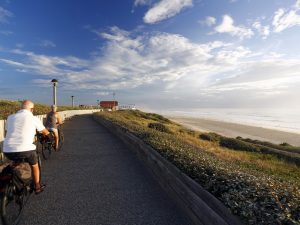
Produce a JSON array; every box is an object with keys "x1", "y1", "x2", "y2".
[
  {"x1": 0, "y1": 109, "x2": 101, "y2": 153},
  {"x1": 93, "y1": 116, "x2": 242, "y2": 225}
]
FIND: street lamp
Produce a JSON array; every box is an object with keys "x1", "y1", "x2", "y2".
[
  {"x1": 51, "y1": 79, "x2": 58, "y2": 105},
  {"x1": 113, "y1": 92, "x2": 116, "y2": 111},
  {"x1": 97, "y1": 99, "x2": 99, "y2": 109},
  {"x1": 71, "y1": 96, "x2": 74, "y2": 108}
]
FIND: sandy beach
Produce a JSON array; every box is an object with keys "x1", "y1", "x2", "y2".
[{"x1": 169, "y1": 117, "x2": 300, "y2": 146}]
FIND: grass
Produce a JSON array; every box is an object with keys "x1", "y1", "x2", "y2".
[
  {"x1": 0, "y1": 99, "x2": 92, "y2": 120},
  {"x1": 94, "y1": 110, "x2": 300, "y2": 225}
]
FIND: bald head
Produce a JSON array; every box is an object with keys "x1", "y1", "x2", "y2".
[
  {"x1": 51, "y1": 105, "x2": 57, "y2": 112},
  {"x1": 22, "y1": 100, "x2": 34, "y2": 110}
]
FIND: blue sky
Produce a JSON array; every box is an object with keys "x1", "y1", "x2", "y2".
[{"x1": 1, "y1": 0, "x2": 300, "y2": 110}]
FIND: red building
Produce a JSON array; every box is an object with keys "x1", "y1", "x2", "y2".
[{"x1": 100, "y1": 101, "x2": 118, "y2": 111}]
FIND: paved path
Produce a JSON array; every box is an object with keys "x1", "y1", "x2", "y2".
[{"x1": 21, "y1": 115, "x2": 192, "y2": 225}]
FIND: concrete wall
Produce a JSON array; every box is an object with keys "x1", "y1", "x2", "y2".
[
  {"x1": 93, "y1": 116, "x2": 243, "y2": 225},
  {"x1": 0, "y1": 109, "x2": 100, "y2": 153}
]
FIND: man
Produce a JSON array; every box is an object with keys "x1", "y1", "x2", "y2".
[
  {"x1": 45, "y1": 105, "x2": 62, "y2": 150},
  {"x1": 3, "y1": 100, "x2": 50, "y2": 194}
]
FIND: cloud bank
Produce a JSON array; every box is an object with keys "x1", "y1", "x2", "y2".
[{"x1": 1, "y1": 25, "x2": 299, "y2": 108}]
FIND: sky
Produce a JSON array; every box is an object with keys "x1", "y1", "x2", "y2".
[{"x1": 0, "y1": 0, "x2": 300, "y2": 110}]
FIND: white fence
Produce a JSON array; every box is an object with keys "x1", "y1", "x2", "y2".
[{"x1": 0, "y1": 109, "x2": 101, "y2": 152}]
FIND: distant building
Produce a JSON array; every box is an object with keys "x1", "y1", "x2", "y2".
[{"x1": 100, "y1": 101, "x2": 118, "y2": 111}]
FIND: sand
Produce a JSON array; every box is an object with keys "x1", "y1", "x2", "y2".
[{"x1": 169, "y1": 117, "x2": 300, "y2": 146}]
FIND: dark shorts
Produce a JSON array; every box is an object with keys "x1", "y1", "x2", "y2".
[{"x1": 4, "y1": 150, "x2": 38, "y2": 165}]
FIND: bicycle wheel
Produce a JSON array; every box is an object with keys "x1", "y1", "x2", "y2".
[
  {"x1": 0, "y1": 183, "x2": 23, "y2": 225},
  {"x1": 58, "y1": 129, "x2": 64, "y2": 151},
  {"x1": 41, "y1": 142, "x2": 52, "y2": 160}
]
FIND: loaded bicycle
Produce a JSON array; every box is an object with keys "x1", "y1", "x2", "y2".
[{"x1": 0, "y1": 154, "x2": 42, "y2": 225}]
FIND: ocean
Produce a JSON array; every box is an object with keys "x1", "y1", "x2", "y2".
[{"x1": 157, "y1": 108, "x2": 300, "y2": 134}]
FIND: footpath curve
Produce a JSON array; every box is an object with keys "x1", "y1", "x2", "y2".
[{"x1": 21, "y1": 115, "x2": 192, "y2": 225}]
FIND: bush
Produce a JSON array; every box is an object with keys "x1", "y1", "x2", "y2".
[
  {"x1": 148, "y1": 122, "x2": 170, "y2": 133},
  {"x1": 220, "y1": 137, "x2": 260, "y2": 152},
  {"x1": 236, "y1": 137, "x2": 300, "y2": 154},
  {"x1": 199, "y1": 132, "x2": 222, "y2": 142},
  {"x1": 179, "y1": 128, "x2": 196, "y2": 137}
]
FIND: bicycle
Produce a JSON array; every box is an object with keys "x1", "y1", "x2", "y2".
[
  {"x1": 0, "y1": 154, "x2": 42, "y2": 225},
  {"x1": 36, "y1": 132, "x2": 55, "y2": 160}
]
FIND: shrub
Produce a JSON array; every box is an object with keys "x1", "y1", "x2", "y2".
[
  {"x1": 199, "y1": 132, "x2": 222, "y2": 142},
  {"x1": 179, "y1": 128, "x2": 196, "y2": 137},
  {"x1": 148, "y1": 122, "x2": 170, "y2": 133},
  {"x1": 220, "y1": 137, "x2": 260, "y2": 152},
  {"x1": 236, "y1": 137, "x2": 300, "y2": 154}
]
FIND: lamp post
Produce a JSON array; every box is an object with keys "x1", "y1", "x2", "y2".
[
  {"x1": 97, "y1": 99, "x2": 99, "y2": 109},
  {"x1": 51, "y1": 79, "x2": 58, "y2": 105},
  {"x1": 71, "y1": 96, "x2": 74, "y2": 108},
  {"x1": 113, "y1": 92, "x2": 115, "y2": 111}
]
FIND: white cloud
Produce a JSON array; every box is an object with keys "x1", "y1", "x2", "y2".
[
  {"x1": 252, "y1": 21, "x2": 270, "y2": 39},
  {"x1": 39, "y1": 40, "x2": 56, "y2": 48},
  {"x1": 0, "y1": 7, "x2": 13, "y2": 23},
  {"x1": 143, "y1": 0, "x2": 193, "y2": 24},
  {"x1": 199, "y1": 16, "x2": 216, "y2": 27},
  {"x1": 273, "y1": 8, "x2": 300, "y2": 32},
  {"x1": 272, "y1": 0, "x2": 300, "y2": 32},
  {"x1": 215, "y1": 15, "x2": 254, "y2": 39},
  {"x1": 295, "y1": 0, "x2": 300, "y2": 9}
]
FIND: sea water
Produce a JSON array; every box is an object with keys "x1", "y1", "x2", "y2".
[{"x1": 158, "y1": 108, "x2": 300, "y2": 134}]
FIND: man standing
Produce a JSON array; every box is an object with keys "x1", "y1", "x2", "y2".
[
  {"x1": 3, "y1": 100, "x2": 49, "y2": 194},
  {"x1": 45, "y1": 105, "x2": 62, "y2": 150}
]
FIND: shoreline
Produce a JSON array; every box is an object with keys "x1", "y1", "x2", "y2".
[{"x1": 169, "y1": 116, "x2": 300, "y2": 146}]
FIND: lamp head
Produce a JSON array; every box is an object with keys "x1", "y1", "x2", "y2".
[{"x1": 51, "y1": 79, "x2": 58, "y2": 85}]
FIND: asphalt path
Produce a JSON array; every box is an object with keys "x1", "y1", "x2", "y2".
[{"x1": 20, "y1": 115, "x2": 192, "y2": 225}]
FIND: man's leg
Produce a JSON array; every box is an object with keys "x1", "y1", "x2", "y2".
[
  {"x1": 31, "y1": 163, "x2": 40, "y2": 187},
  {"x1": 53, "y1": 130, "x2": 59, "y2": 150}
]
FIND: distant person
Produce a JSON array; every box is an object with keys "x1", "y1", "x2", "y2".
[
  {"x1": 3, "y1": 100, "x2": 49, "y2": 194},
  {"x1": 45, "y1": 105, "x2": 62, "y2": 150}
]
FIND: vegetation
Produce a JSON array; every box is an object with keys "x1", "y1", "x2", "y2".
[
  {"x1": 0, "y1": 99, "x2": 91, "y2": 120},
  {"x1": 199, "y1": 133, "x2": 300, "y2": 166},
  {"x1": 94, "y1": 110, "x2": 300, "y2": 225},
  {"x1": 148, "y1": 122, "x2": 171, "y2": 133}
]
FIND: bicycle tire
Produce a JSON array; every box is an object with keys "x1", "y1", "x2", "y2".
[
  {"x1": 0, "y1": 183, "x2": 23, "y2": 225},
  {"x1": 41, "y1": 142, "x2": 52, "y2": 160}
]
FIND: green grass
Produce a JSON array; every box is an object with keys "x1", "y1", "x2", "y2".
[
  {"x1": 94, "y1": 110, "x2": 300, "y2": 225},
  {"x1": 0, "y1": 99, "x2": 92, "y2": 120}
]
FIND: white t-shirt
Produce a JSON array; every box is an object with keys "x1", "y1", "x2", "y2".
[{"x1": 3, "y1": 109, "x2": 45, "y2": 153}]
